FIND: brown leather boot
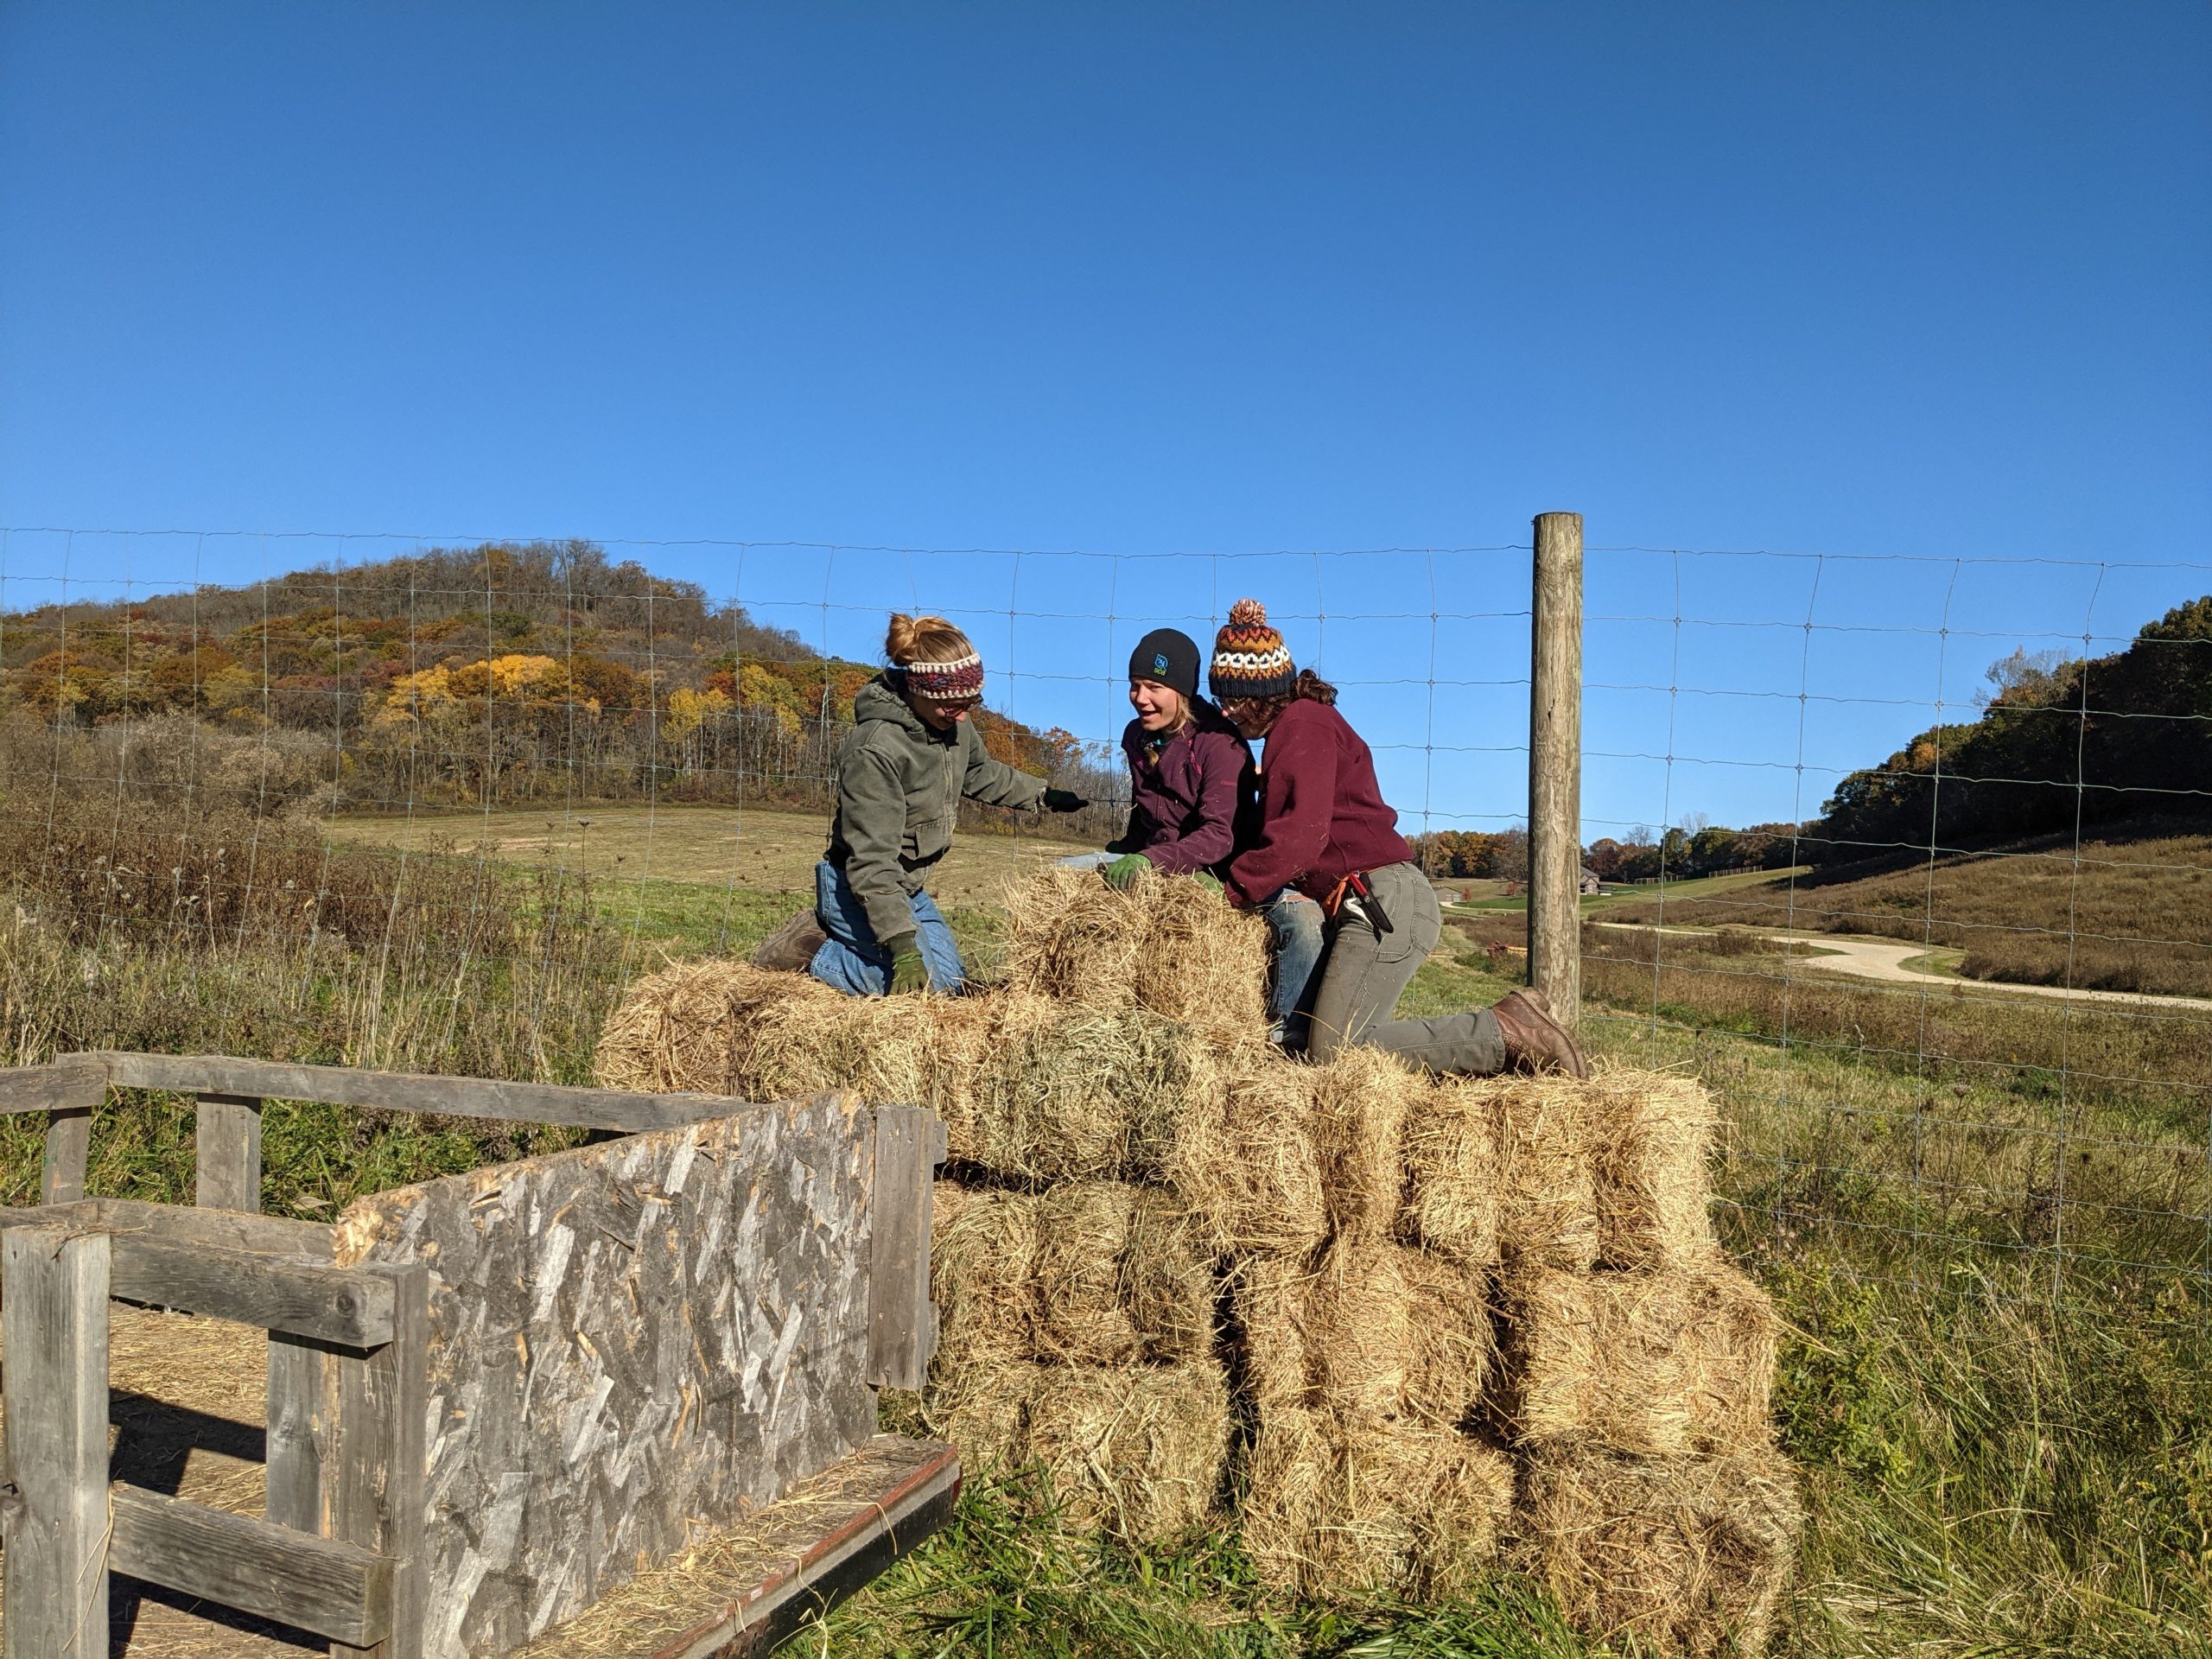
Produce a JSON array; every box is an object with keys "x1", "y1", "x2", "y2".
[
  {"x1": 749, "y1": 909, "x2": 827, "y2": 972},
  {"x1": 1491, "y1": 989, "x2": 1588, "y2": 1079}
]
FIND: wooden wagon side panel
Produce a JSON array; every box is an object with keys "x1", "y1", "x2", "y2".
[{"x1": 332, "y1": 1093, "x2": 877, "y2": 1659}]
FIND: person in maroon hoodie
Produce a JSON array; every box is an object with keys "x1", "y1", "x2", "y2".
[
  {"x1": 1077, "y1": 627, "x2": 1328, "y2": 1046},
  {"x1": 1207, "y1": 599, "x2": 1586, "y2": 1077}
]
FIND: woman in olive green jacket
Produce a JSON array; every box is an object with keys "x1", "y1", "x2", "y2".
[{"x1": 751, "y1": 613, "x2": 1084, "y2": 995}]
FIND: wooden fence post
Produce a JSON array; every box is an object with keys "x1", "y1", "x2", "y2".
[
  {"x1": 36, "y1": 1057, "x2": 107, "y2": 1205},
  {"x1": 264, "y1": 1333, "x2": 333, "y2": 1534},
  {"x1": 2, "y1": 1224, "x2": 112, "y2": 1659},
  {"x1": 328, "y1": 1263, "x2": 428, "y2": 1659},
  {"x1": 196, "y1": 1092, "x2": 264, "y2": 1211},
  {"x1": 41, "y1": 1111, "x2": 92, "y2": 1205},
  {"x1": 868, "y1": 1106, "x2": 947, "y2": 1389},
  {"x1": 1529, "y1": 511, "x2": 1585, "y2": 1027}
]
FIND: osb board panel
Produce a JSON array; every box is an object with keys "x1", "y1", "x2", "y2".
[{"x1": 334, "y1": 1096, "x2": 879, "y2": 1659}]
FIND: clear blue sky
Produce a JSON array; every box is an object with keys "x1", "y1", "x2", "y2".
[{"x1": 3, "y1": 3, "x2": 2207, "y2": 841}]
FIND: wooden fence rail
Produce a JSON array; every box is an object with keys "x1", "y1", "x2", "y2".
[{"x1": 0, "y1": 1051, "x2": 752, "y2": 1215}]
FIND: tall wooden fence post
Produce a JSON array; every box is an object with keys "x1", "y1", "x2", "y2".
[
  {"x1": 1529, "y1": 511, "x2": 1585, "y2": 1027},
  {"x1": 328, "y1": 1263, "x2": 428, "y2": 1659},
  {"x1": 2, "y1": 1224, "x2": 113, "y2": 1659}
]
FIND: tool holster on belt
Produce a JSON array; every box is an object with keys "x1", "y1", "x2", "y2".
[{"x1": 1322, "y1": 869, "x2": 1395, "y2": 938}]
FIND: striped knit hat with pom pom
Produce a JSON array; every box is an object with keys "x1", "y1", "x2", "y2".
[{"x1": 1209, "y1": 597, "x2": 1297, "y2": 700}]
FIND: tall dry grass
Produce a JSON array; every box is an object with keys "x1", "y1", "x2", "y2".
[{"x1": 0, "y1": 778, "x2": 632, "y2": 1212}]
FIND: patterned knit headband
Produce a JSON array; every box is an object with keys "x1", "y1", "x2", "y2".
[{"x1": 897, "y1": 651, "x2": 985, "y2": 704}]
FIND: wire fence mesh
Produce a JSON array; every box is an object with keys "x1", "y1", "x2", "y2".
[{"x1": 1, "y1": 525, "x2": 2205, "y2": 1313}]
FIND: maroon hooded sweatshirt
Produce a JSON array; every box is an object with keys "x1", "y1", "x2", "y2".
[
  {"x1": 1109, "y1": 700, "x2": 1255, "y2": 875},
  {"x1": 1224, "y1": 697, "x2": 1414, "y2": 906}
]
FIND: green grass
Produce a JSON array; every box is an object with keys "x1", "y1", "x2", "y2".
[
  {"x1": 824, "y1": 1465, "x2": 1617, "y2": 1658},
  {"x1": 1892, "y1": 946, "x2": 1965, "y2": 979}
]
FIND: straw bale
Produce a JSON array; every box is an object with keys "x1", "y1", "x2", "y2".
[
  {"x1": 1582, "y1": 1066, "x2": 1719, "y2": 1272},
  {"x1": 1507, "y1": 1262, "x2": 1780, "y2": 1458},
  {"x1": 969, "y1": 1001, "x2": 1218, "y2": 1183},
  {"x1": 1244, "y1": 1406, "x2": 1514, "y2": 1599},
  {"x1": 931, "y1": 1180, "x2": 1040, "y2": 1380},
  {"x1": 1402, "y1": 1074, "x2": 1503, "y2": 1267},
  {"x1": 1521, "y1": 1440, "x2": 1802, "y2": 1658},
  {"x1": 592, "y1": 957, "x2": 994, "y2": 1128},
  {"x1": 1027, "y1": 1183, "x2": 1216, "y2": 1366},
  {"x1": 594, "y1": 960, "x2": 1219, "y2": 1183},
  {"x1": 1237, "y1": 1241, "x2": 1497, "y2": 1428},
  {"x1": 1418, "y1": 1067, "x2": 1722, "y2": 1273},
  {"x1": 1309, "y1": 1044, "x2": 1414, "y2": 1241},
  {"x1": 1001, "y1": 864, "x2": 1271, "y2": 1050},
  {"x1": 1491, "y1": 1077, "x2": 1602, "y2": 1270},
  {"x1": 1168, "y1": 1053, "x2": 1330, "y2": 1254},
  {"x1": 931, "y1": 1180, "x2": 1215, "y2": 1380},
  {"x1": 931, "y1": 1360, "x2": 1230, "y2": 1541}
]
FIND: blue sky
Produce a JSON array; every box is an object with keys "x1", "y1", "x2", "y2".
[{"x1": 3, "y1": 3, "x2": 2207, "y2": 841}]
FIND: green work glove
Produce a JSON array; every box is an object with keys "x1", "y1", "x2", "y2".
[
  {"x1": 1192, "y1": 871, "x2": 1225, "y2": 897},
  {"x1": 1103, "y1": 852, "x2": 1153, "y2": 890},
  {"x1": 882, "y1": 931, "x2": 930, "y2": 995},
  {"x1": 1041, "y1": 788, "x2": 1086, "y2": 814}
]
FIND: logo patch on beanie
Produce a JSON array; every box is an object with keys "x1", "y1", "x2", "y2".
[{"x1": 1153, "y1": 652, "x2": 1169, "y2": 673}]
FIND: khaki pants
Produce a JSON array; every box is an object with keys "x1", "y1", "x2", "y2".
[{"x1": 1306, "y1": 861, "x2": 1505, "y2": 1076}]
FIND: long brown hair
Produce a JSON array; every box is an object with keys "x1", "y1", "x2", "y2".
[{"x1": 1231, "y1": 669, "x2": 1338, "y2": 731}]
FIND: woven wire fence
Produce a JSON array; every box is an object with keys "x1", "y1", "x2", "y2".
[{"x1": 1, "y1": 526, "x2": 2205, "y2": 1311}]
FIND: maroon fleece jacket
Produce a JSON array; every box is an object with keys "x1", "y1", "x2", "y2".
[
  {"x1": 1225, "y1": 698, "x2": 1414, "y2": 906},
  {"x1": 1109, "y1": 702, "x2": 1255, "y2": 875}
]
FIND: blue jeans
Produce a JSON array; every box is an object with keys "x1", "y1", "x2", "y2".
[
  {"x1": 808, "y1": 860, "x2": 968, "y2": 996},
  {"x1": 1261, "y1": 887, "x2": 1327, "y2": 1049}
]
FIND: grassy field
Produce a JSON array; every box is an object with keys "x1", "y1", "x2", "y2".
[
  {"x1": 1447, "y1": 868, "x2": 1800, "y2": 916},
  {"x1": 2, "y1": 802, "x2": 2206, "y2": 1656},
  {"x1": 330, "y1": 802, "x2": 1102, "y2": 918},
  {"x1": 1602, "y1": 829, "x2": 2212, "y2": 1001}
]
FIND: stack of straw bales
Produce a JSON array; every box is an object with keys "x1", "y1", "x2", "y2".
[{"x1": 595, "y1": 867, "x2": 1799, "y2": 1656}]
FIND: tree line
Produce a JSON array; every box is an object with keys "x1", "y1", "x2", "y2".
[
  {"x1": 0, "y1": 540, "x2": 1122, "y2": 823},
  {"x1": 1411, "y1": 594, "x2": 2209, "y2": 884}
]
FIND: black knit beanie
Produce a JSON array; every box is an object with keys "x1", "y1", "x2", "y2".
[{"x1": 1128, "y1": 627, "x2": 1201, "y2": 703}]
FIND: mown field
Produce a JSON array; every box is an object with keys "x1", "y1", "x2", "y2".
[
  {"x1": 1601, "y1": 829, "x2": 2212, "y2": 1001},
  {"x1": 1, "y1": 800, "x2": 2205, "y2": 1657}
]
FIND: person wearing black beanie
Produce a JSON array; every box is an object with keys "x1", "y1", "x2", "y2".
[
  {"x1": 1054, "y1": 626, "x2": 1326, "y2": 1047},
  {"x1": 1125, "y1": 627, "x2": 1201, "y2": 704}
]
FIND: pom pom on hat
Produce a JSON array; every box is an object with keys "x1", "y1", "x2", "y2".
[
  {"x1": 1227, "y1": 597, "x2": 1270, "y2": 628},
  {"x1": 1210, "y1": 596, "x2": 1297, "y2": 701}
]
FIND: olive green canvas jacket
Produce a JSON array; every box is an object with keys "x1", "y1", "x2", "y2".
[{"x1": 827, "y1": 676, "x2": 1049, "y2": 944}]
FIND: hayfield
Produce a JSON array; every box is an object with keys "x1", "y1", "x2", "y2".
[{"x1": 0, "y1": 801, "x2": 2205, "y2": 1656}]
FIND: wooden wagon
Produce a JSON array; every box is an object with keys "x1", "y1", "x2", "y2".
[{"x1": 0, "y1": 1052, "x2": 957, "y2": 1658}]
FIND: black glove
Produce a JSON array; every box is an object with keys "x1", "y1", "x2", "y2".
[{"x1": 1041, "y1": 788, "x2": 1086, "y2": 814}]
